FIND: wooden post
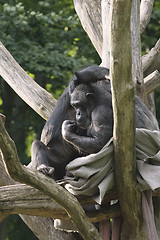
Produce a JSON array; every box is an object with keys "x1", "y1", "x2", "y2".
[{"x1": 110, "y1": 0, "x2": 146, "y2": 239}]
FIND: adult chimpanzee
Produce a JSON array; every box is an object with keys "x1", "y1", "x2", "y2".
[
  {"x1": 29, "y1": 65, "x2": 159, "y2": 180},
  {"x1": 62, "y1": 81, "x2": 113, "y2": 154},
  {"x1": 29, "y1": 66, "x2": 109, "y2": 179}
]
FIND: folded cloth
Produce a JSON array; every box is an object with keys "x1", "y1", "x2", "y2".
[
  {"x1": 55, "y1": 128, "x2": 160, "y2": 231},
  {"x1": 60, "y1": 128, "x2": 160, "y2": 204},
  {"x1": 136, "y1": 129, "x2": 160, "y2": 191},
  {"x1": 63, "y1": 137, "x2": 114, "y2": 204}
]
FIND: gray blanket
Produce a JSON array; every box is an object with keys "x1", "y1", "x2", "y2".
[
  {"x1": 55, "y1": 128, "x2": 160, "y2": 231},
  {"x1": 60, "y1": 128, "x2": 160, "y2": 204}
]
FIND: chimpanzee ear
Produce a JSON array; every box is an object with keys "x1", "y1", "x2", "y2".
[
  {"x1": 86, "y1": 92, "x2": 95, "y2": 101},
  {"x1": 69, "y1": 75, "x2": 79, "y2": 94}
]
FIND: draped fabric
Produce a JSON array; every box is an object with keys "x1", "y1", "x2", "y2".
[
  {"x1": 61, "y1": 129, "x2": 160, "y2": 204},
  {"x1": 55, "y1": 128, "x2": 160, "y2": 232}
]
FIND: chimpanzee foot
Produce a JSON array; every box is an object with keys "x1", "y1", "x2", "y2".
[{"x1": 37, "y1": 164, "x2": 55, "y2": 177}]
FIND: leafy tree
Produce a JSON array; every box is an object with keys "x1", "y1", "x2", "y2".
[{"x1": 0, "y1": 1, "x2": 100, "y2": 92}]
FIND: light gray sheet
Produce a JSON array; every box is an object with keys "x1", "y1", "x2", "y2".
[
  {"x1": 59, "y1": 128, "x2": 160, "y2": 204},
  {"x1": 55, "y1": 128, "x2": 160, "y2": 231}
]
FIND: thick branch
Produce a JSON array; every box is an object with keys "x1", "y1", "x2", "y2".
[
  {"x1": 0, "y1": 153, "x2": 78, "y2": 240},
  {"x1": 1, "y1": 182, "x2": 160, "y2": 224},
  {"x1": 0, "y1": 42, "x2": 56, "y2": 120},
  {"x1": 110, "y1": 0, "x2": 145, "y2": 239},
  {"x1": 142, "y1": 39, "x2": 160, "y2": 76},
  {"x1": 73, "y1": 0, "x2": 102, "y2": 58},
  {"x1": 144, "y1": 70, "x2": 160, "y2": 94},
  {"x1": 140, "y1": 0, "x2": 154, "y2": 34},
  {"x1": 101, "y1": 0, "x2": 111, "y2": 68},
  {"x1": 0, "y1": 118, "x2": 102, "y2": 240},
  {"x1": 0, "y1": 184, "x2": 66, "y2": 220},
  {"x1": 131, "y1": 0, "x2": 148, "y2": 104},
  {"x1": 131, "y1": 0, "x2": 143, "y2": 86},
  {"x1": 0, "y1": 184, "x2": 121, "y2": 222}
]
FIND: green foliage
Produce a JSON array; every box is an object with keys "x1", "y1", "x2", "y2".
[
  {"x1": 6, "y1": 215, "x2": 37, "y2": 240},
  {"x1": 0, "y1": 0, "x2": 99, "y2": 93},
  {"x1": 141, "y1": 0, "x2": 160, "y2": 54}
]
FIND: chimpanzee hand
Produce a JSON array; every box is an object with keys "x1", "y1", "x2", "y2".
[{"x1": 62, "y1": 120, "x2": 78, "y2": 141}]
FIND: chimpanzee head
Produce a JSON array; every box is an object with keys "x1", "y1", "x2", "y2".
[
  {"x1": 69, "y1": 65, "x2": 109, "y2": 94},
  {"x1": 70, "y1": 83, "x2": 95, "y2": 129}
]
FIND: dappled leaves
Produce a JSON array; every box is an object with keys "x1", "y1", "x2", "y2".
[{"x1": 0, "y1": 1, "x2": 99, "y2": 94}]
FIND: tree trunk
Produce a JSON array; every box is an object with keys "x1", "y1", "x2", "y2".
[{"x1": 110, "y1": 0, "x2": 146, "y2": 239}]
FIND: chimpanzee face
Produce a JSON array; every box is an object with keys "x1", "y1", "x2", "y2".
[{"x1": 70, "y1": 84, "x2": 95, "y2": 129}]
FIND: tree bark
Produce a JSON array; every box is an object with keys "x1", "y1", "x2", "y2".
[
  {"x1": 73, "y1": 0, "x2": 157, "y2": 73},
  {"x1": 140, "y1": 0, "x2": 155, "y2": 34},
  {"x1": 142, "y1": 39, "x2": 160, "y2": 77},
  {"x1": 110, "y1": 0, "x2": 146, "y2": 239},
  {"x1": 144, "y1": 70, "x2": 160, "y2": 94},
  {"x1": 131, "y1": 0, "x2": 148, "y2": 104},
  {"x1": 73, "y1": 0, "x2": 102, "y2": 58},
  {"x1": 0, "y1": 42, "x2": 56, "y2": 120},
  {"x1": 0, "y1": 183, "x2": 121, "y2": 222},
  {"x1": 101, "y1": 0, "x2": 111, "y2": 69}
]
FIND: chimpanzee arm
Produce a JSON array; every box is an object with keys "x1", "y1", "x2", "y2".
[
  {"x1": 62, "y1": 120, "x2": 112, "y2": 154},
  {"x1": 41, "y1": 87, "x2": 72, "y2": 146}
]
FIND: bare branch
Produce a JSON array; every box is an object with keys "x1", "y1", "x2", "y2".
[
  {"x1": 131, "y1": 0, "x2": 149, "y2": 104},
  {"x1": 0, "y1": 154, "x2": 78, "y2": 240},
  {"x1": 144, "y1": 70, "x2": 160, "y2": 94},
  {"x1": 19, "y1": 216, "x2": 79, "y2": 240},
  {"x1": 0, "y1": 118, "x2": 103, "y2": 240},
  {"x1": 0, "y1": 42, "x2": 56, "y2": 120},
  {"x1": 0, "y1": 184, "x2": 121, "y2": 222},
  {"x1": 0, "y1": 184, "x2": 65, "y2": 220},
  {"x1": 1, "y1": 182, "x2": 160, "y2": 224},
  {"x1": 142, "y1": 39, "x2": 160, "y2": 74},
  {"x1": 73, "y1": 0, "x2": 102, "y2": 58},
  {"x1": 131, "y1": 0, "x2": 143, "y2": 85},
  {"x1": 140, "y1": 0, "x2": 154, "y2": 34},
  {"x1": 101, "y1": 0, "x2": 111, "y2": 68}
]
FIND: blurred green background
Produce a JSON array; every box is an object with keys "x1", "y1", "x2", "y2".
[{"x1": 0, "y1": 0, "x2": 160, "y2": 239}]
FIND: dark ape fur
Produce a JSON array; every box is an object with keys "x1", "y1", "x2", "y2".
[{"x1": 29, "y1": 65, "x2": 158, "y2": 179}]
